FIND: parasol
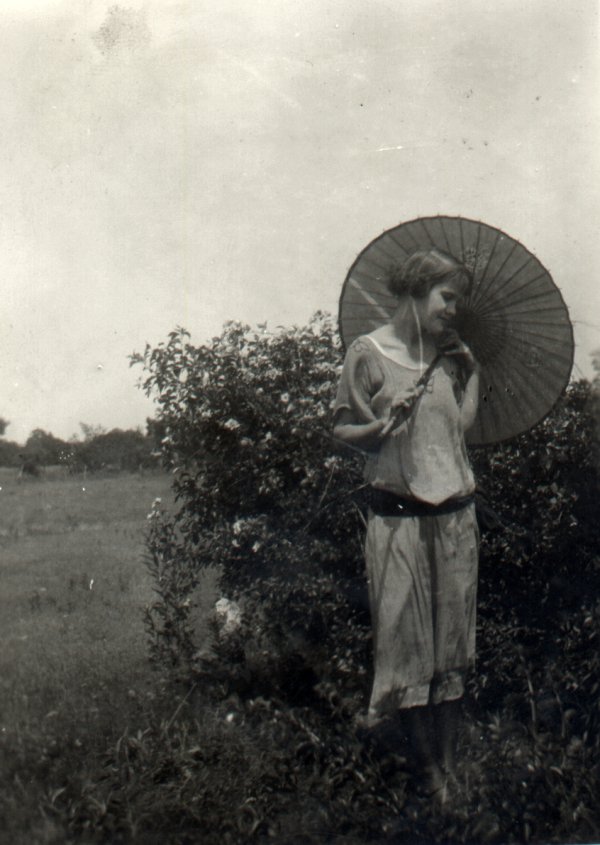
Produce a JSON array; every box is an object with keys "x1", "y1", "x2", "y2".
[{"x1": 338, "y1": 216, "x2": 574, "y2": 446}]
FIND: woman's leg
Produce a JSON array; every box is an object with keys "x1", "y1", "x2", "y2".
[
  {"x1": 433, "y1": 698, "x2": 462, "y2": 776},
  {"x1": 430, "y1": 507, "x2": 478, "y2": 779},
  {"x1": 403, "y1": 705, "x2": 445, "y2": 794}
]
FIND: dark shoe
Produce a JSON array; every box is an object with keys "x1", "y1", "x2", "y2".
[{"x1": 414, "y1": 763, "x2": 447, "y2": 799}]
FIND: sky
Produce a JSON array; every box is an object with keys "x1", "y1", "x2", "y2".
[{"x1": 1, "y1": 0, "x2": 599, "y2": 443}]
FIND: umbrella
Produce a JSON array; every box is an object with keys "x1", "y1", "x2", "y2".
[{"x1": 338, "y1": 216, "x2": 574, "y2": 446}]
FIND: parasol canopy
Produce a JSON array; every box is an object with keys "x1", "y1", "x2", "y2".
[{"x1": 338, "y1": 216, "x2": 574, "y2": 446}]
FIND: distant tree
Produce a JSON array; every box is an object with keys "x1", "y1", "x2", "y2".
[
  {"x1": 79, "y1": 422, "x2": 107, "y2": 442},
  {"x1": 24, "y1": 429, "x2": 69, "y2": 466},
  {"x1": 146, "y1": 417, "x2": 167, "y2": 456},
  {"x1": 0, "y1": 416, "x2": 19, "y2": 465},
  {"x1": 18, "y1": 457, "x2": 42, "y2": 478},
  {"x1": 0, "y1": 439, "x2": 21, "y2": 467},
  {"x1": 78, "y1": 427, "x2": 157, "y2": 472}
]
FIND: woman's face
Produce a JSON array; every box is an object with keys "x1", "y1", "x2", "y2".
[{"x1": 416, "y1": 276, "x2": 466, "y2": 337}]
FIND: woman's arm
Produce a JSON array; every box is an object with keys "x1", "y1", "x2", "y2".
[
  {"x1": 333, "y1": 382, "x2": 425, "y2": 449},
  {"x1": 439, "y1": 331, "x2": 480, "y2": 431},
  {"x1": 333, "y1": 409, "x2": 387, "y2": 452},
  {"x1": 460, "y1": 367, "x2": 480, "y2": 431}
]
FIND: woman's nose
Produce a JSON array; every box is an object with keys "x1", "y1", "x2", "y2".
[{"x1": 446, "y1": 302, "x2": 456, "y2": 316}]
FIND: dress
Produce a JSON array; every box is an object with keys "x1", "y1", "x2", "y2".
[{"x1": 334, "y1": 335, "x2": 479, "y2": 722}]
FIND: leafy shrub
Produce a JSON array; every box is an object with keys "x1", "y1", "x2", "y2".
[
  {"x1": 471, "y1": 379, "x2": 600, "y2": 628},
  {"x1": 134, "y1": 315, "x2": 598, "y2": 696},
  {"x1": 4, "y1": 321, "x2": 597, "y2": 844},
  {"x1": 137, "y1": 315, "x2": 600, "y2": 841},
  {"x1": 134, "y1": 314, "x2": 372, "y2": 701}
]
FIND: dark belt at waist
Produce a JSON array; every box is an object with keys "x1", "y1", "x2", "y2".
[{"x1": 369, "y1": 488, "x2": 475, "y2": 518}]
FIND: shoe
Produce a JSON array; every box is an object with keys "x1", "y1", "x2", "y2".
[{"x1": 414, "y1": 763, "x2": 447, "y2": 799}]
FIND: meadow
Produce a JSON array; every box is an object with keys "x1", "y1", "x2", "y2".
[
  {"x1": 1, "y1": 435, "x2": 599, "y2": 843},
  {"x1": 0, "y1": 469, "x2": 215, "y2": 844}
]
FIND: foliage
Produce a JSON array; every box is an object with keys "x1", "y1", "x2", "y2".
[
  {"x1": 50, "y1": 695, "x2": 410, "y2": 845},
  {"x1": 79, "y1": 422, "x2": 108, "y2": 442},
  {"x1": 30, "y1": 664, "x2": 600, "y2": 845},
  {"x1": 471, "y1": 379, "x2": 600, "y2": 626},
  {"x1": 0, "y1": 423, "x2": 159, "y2": 472},
  {"x1": 77, "y1": 427, "x2": 157, "y2": 472},
  {"x1": 0, "y1": 437, "x2": 21, "y2": 467},
  {"x1": 132, "y1": 313, "x2": 600, "y2": 844},
  {"x1": 135, "y1": 315, "x2": 599, "y2": 688},
  {"x1": 145, "y1": 416, "x2": 168, "y2": 454},
  {"x1": 24, "y1": 428, "x2": 68, "y2": 466},
  {"x1": 2, "y1": 393, "x2": 600, "y2": 843},
  {"x1": 133, "y1": 314, "x2": 371, "y2": 691}
]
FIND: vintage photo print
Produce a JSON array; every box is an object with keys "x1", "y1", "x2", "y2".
[{"x1": 1, "y1": 1, "x2": 598, "y2": 843}]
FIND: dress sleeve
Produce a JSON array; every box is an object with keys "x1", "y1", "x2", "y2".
[{"x1": 333, "y1": 338, "x2": 383, "y2": 425}]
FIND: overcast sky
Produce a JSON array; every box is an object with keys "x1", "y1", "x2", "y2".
[{"x1": 1, "y1": 0, "x2": 599, "y2": 443}]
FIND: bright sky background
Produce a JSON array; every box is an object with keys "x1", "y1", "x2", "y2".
[{"x1": 1, "y1": 0, "x2": 599, "y2": 443}]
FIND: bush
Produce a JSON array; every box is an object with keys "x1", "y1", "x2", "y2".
[
  {"x1": 134, "y1": 316, "x2": 598, "y2": 691},
  {"x1": 471, "y1": 379, "x2": 600, "y2": 628},
  {"x1": 134, "y1": 314, "x2": 371, "y2": 699},
  {"x1": 72, "y1": 314, "x2": 600, "y2": 845}
]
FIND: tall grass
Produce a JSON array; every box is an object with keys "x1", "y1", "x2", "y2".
[
  {"x1": 0, "y1": 470, "x2": 215, "y2": 844},
  {"x1": 1, "y1": 469, "x2": 598, "y2": 843}
]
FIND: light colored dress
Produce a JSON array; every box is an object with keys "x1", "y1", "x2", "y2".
[{"x1": 334, "y1": 335, "x2": 479, "y2": 721}]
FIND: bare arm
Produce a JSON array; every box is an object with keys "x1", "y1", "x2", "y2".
[
  {"x1": 460, "y1": 367, "x2": 480, "y2": 431},
  {"x1": 437, "y1": 330, "x2": 480, "y2": 431},
  {"x1": 333, "y1": 409, "x2": 387, "y2": 452},
  {"x1": 333, "y1": 383, "x2": 425, "y2": 449}
]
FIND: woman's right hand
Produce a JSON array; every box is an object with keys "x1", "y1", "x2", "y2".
[
  {"x1": 333, "y1": 415, "x2": 388, "y2": 451},
  {"x1": 379, "y1": 383, "x2": 425, "y2": 437}
]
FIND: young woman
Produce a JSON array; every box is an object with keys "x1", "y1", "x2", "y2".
[{"x1": 333, "y1": 248, "x2": 479, "y2": 797}]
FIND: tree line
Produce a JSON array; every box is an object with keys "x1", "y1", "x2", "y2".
[{"x1": 0, "y1": 417, "x2": 163, "y2": 473}]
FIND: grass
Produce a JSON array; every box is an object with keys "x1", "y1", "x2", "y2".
[
  {"x1": 1, "y1": 469, "x2": 599, "y2": 844},
  {"x1": 0, "y1": 469, "x2": 216, "y2": 845}
]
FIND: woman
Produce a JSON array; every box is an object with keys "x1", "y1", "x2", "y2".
[{"x1": 333, "y1": 248, "x2": 479, "y2": 797}]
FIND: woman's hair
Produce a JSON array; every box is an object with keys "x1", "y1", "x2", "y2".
[{"x1": 387, "y1": 248, "x2": 472, "y2": 299}]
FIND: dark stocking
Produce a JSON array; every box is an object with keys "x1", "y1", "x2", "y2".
[
  {"x1": 403, "y1": 705, "x2": 445, "y2": 794},
  {"x1": 433, "y1": 698, "x2": 462, "y2": 776}
]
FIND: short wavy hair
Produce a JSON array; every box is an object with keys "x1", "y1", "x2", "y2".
[{"x1": 387, "y1": 248, "x2": 472, "y2": 299}]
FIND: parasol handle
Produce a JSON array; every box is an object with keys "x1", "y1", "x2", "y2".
[{"x1": 415, "y1": 353, "x2": 442, "y2": 388}]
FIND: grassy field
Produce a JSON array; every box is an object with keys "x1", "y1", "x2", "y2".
[
  {"x1": 0, "y1": 469, "x2": 214, "y2": 844},
  {"x1": 2, "y1": 469, "x2": 598, "y2": 844}
]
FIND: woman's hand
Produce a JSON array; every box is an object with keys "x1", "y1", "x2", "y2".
[
  {"x1": 437, "y1": 329, "x2": 480, "y2": 430},
  {"x1": 333, "y1": 415, "x2": 387, "y2": 451},
  {"x1": 379, "y1": 383, "x2": 425, "y2": 437},
  {"x1": 437, "y1": 329, "x2": 478, "y2": 376}
]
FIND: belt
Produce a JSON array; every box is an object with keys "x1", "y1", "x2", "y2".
[{"x1": 369, "y1": 488, "x2": 475, "y2": 518}]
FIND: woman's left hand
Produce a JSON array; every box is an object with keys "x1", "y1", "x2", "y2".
[{"x1": 437, "y1": 329, "x2": 478, "y2": 376}]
